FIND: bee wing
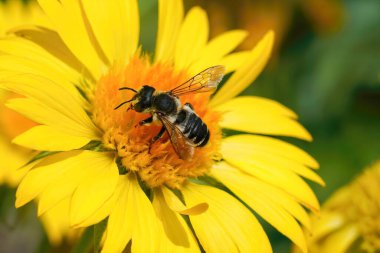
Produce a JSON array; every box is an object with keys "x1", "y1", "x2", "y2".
[
  {"x1": 157, "y1": 113, "x2": 195, "y2": 161},
  {"x1": 170, "y1": 65, "x2": 225, "y2": 97}
]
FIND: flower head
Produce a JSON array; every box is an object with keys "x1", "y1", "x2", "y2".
[
  {"x1": 0, "y1": 0, "x2": 323, "y2": 252},
  {"x1": 295, "y1": 161, "x2": 380, "y2": 253}
]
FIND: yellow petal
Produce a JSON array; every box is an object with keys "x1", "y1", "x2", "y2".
[
  {"x1": 201, "y1": 30, "x2": 248, "y2": 61},
  {"x1": 211, "y1": 163, "x2": 309, "y2": 252},
  {"x1": 102, "y1": 173, "x2": 159, "y2": 253},
  {"x1": 323, "y1": 186, "x2": 352, "y2": 209},
  {"x1": 310, "y1": 212, "x2": 346, "y2": 242},
  {"x1": 40, "y1": 198, "x2": 77, "y2": 245},
  {"x1": 73, "y1": 181, "x2": 119, "y2": 228},
  {"x1": 119, "y1": 0, "x2": 139, "y2": 61},
  {"x1": 221, "y1": 135, "x2": 323, "y2": 185},
  {"x1": 215, "y1": 96, "x2": 312, "y2": 141},
  {"x1": 213, "y1": 162, "x2": 312, "y2": 230},
  {"x1": 37, "y1": 159, "x2": 95, "y2": 215},
  {"x1": 129, "y1": 173, "x2": 159, "y2": 253},
  {"x1": 0, "y1": 73, "x2": 84, "y2": 124},
  {"x1": 8, "y1": 160, "x2": 38, "y2": 188},
  {"x1": 216, "y1": 96, "x2": 297, "y2": 118},
  {"x1": 0, "y1": 0, "x2": 49, "y2": 32},
  {"x1": 102, "y1": 176, "x2": 132, "y2": 253},
  {"x1": 7, "y1": 27, "x2": 94, "y2": 82},
  {"x1": 210, "y1": 31, "x2": 274, "y2": 107},
  {"x1": 15, "y1": 150, "x2": 83, "y2": 207},
  {"x1": 70, "y1": 153, "x2": 118, "y2": 226},
  {"x1": 13, "y1": 125, "x2": 91, "y2": 151},
  {"x1": 222, "y1": 134, "x2": 319, "y2": 169},
  {"x1": 37, "y1": 0, "x2": 105, "y2": 78},
  {"x1": 189, "y1": 30, "x2": 248, "y2": 75},
  {"x1": 0, "y1": 54, "x2": 84, "y2": 103},
  {"x1": 82, "y1": 0, "x2": 139, "y2": 63},
  {"x1": 153, "y1": 188, "x2": 200, "y2": 253},
  {"x1": 0, "y1": 133, "x2": 32, "y2": 187},
  {"x1": 182, "y1": 183, "x2": 272, "y2": 253},
  {"x1": 219, "y1": 51, "x2": 250, "y2": 74},
  {"x1": 6, "y1": 98, "x2": 97, "y2": 141},
  {"x1": 174, "y1": 7, "x2": 208, "y2": 70},
  {"x1": 3, "y1": 75, "x2": 100, "y2": 139},
  {"x1": 162, "y1": 186, "x2": 208, "y2": 215},
  {"x1": 320, "y1": 224, "x2": 360, "y2": 253},
  {"x1": 221, "y1": 142, "x2": 320, "y2": 211},
  {"x1": 155, "y1": 0, "x2": 184, "y2": 62}
]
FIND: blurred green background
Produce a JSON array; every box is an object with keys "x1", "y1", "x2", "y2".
[{"x1": 1, "y1": 0, "x2": 380, "y2": 252}]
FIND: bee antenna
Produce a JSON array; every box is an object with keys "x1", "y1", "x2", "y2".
[
  {"x1": 119, "y1": 87, "x2": 137, "y2": 93},
  {"x1": 114, "y1": 99, "x2": 134, "y2": 110}
]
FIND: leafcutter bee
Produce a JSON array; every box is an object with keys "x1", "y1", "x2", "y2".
[{"x1": 114, "y1": 65, "x2": 225, "y2": 160}]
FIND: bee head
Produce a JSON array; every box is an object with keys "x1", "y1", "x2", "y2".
[{"x1": 133, "y1": 85, "x2": 155, "y2": 112}]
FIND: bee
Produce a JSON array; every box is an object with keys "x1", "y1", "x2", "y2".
[{"x1": 114, "y1": 65, "x2": 225, "y2": 161}]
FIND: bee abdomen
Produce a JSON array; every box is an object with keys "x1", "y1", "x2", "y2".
[
  {"x1": 182, "y1": 111, "x2": 210, "y2": 147},
  {"x1": 175, "y1": 109, "x2": 187, "y2": 124},
  {"x1": 198, "y1": 129, "x2": 210, "y2": 147}
]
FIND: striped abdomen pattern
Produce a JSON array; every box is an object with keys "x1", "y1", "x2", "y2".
[{"x1": 174, "y1": 104, "x2": 210, "y2": 147}]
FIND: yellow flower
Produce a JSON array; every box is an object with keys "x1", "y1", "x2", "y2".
[
  {"x1": 294, "y1": 161, "x2": 380, "y2": 253},
  {"x1": 0, "y1": 0, "x2": 323, "y2": 252},
  {"x1": 0, "y1": 0, "x2": 77, "y2": 245}
]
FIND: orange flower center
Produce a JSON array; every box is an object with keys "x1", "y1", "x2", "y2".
[{"x1": 92, "y1": 56, "x2": 222, "y2": 189}]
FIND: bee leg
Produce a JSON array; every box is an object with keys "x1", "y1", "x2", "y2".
[
  {"x1": 149, "y1": 126, "x2": 166, "y2": 153},
  {"x1": 135, "y1": 116, "x2": 153, "y2": 128}
]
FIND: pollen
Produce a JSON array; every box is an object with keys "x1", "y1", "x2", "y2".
[{"x1": 92, "y1": 56, "x2": 222, "y2": 189}]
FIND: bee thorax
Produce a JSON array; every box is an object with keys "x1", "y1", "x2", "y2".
[{"x1": 153, "y1": 93, "x2": 179, "y2": 114}]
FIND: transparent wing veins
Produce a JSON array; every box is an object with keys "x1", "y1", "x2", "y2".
[{"x1": 170, "y1": 65, "x2": 225, "y2": 96}]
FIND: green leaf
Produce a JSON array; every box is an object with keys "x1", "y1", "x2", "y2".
[
  {"x1": 72, "y1": 226, "x2": 93, "y2": 253},
  {"x1": 94, "y1": 219, "x2": 107, "y2": 253},
  {"x1": 71, "y1": 219, "x2": 108, "y2": 253},
  {"x1": 80, "y1": 140, "x2": 103, "y2": 151},
  {"x1": 24, "y1": 151, "x2": 59, "y2": 166}
]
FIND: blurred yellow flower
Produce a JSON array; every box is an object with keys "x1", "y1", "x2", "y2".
[
  {"x1": 0, "y1": 0, "x2": 47, "y2": 34},
  {"x1": 295, "y1": 161, "x2": 380, "y2": 253},
  {"x1": 0, "y1": 0, "x2": 323, "y2": 252},
  {"x1": 0, "y1": 0, "x2": 77, "y2": 246}
]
